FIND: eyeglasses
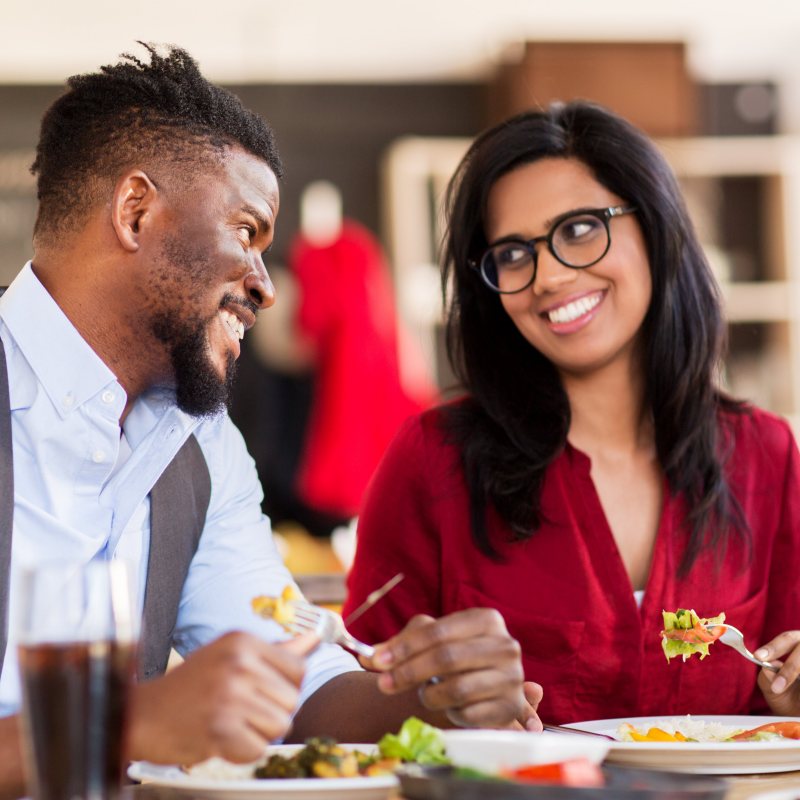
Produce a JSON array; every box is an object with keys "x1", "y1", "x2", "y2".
[{"x1": 471, "y1": 205, "x2": 637, "y2": 294}]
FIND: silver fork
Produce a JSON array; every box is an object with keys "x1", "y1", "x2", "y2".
[
  {"x1": 704, "y1": 623, "x2": 779, "y2": 671},
  {"x1": 286, "y1": 600, "x2": 375, "y2": 658}
]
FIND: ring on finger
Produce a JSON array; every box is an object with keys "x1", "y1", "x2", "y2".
[{"x1": 417, "y1": 675, "x2": 442, "y2": 705}]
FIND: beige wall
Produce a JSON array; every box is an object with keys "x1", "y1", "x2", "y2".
[{"x1": 3, "y1": 0, "x2": 799, "y2": 132}]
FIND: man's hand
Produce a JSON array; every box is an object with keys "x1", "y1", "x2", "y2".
[
  {"x1": 754, "y1": 630, "x2": 800, "y2": 716},
  {"x1": 128, "y1": 631, "x2": 316, "y2": 766},
  {"x1": 508, "y1": 681, "x2": 544, "y2": 732},
  {"x1": 363, "y1": 609, "x2": 526, "y2": 728}
]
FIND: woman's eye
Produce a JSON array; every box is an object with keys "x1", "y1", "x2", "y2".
[
  {"x1": 495, "y1": 244, "x2": 530, "y2": 268},
  {"x1": 558, "y1": 216, "x2": 602, "y2": 243}
]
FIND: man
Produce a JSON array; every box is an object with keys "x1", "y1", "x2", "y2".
[{"x1": 0, "y1": 43, "x2": 542, "y2": 793}]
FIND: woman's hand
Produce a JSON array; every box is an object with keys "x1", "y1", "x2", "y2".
[
  {"x1": 363, "y1": 608, "x2": 527, "y2": 729},
  {"x1": 754, "y1": 631, "x2": 800, "y2": 715}
]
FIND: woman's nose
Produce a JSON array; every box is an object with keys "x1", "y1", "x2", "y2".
[
  {"x1": 244, "y1": 256, "x2": 276, "y2": 310},
  {"x1": 531, "y1": 250, "x2": 579, "y2": 296}
]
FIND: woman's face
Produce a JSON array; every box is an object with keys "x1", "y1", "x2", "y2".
[{"x1": 484, "y1": 157, "x2": 652, "y2": 378}]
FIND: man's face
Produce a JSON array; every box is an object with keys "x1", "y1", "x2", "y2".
[{"x1": 142, "y1": 147, "x2": 280, "y2": 417}]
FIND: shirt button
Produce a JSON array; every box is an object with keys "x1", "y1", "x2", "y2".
[
  {"x1": 101, "y1": 390, "x2": 115, "y2": 404},
  {"x1": 62, "y1": 393, "x2": 75, "y2": 408},
  {"x1": 92, "y1": 450, "x2": 106, "y2": 464}
]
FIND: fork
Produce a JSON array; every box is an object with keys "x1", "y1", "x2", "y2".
[
  {"x1": 704, "y1": 623, "x2": 779, "y2": 672},
  {"x1": 286, "y1": 599, "x2": 375, "y2": 658}
]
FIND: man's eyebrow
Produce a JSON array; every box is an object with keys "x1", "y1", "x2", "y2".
[{"x1": 241, "y1": 204, "x2": 273, "y2": 232}]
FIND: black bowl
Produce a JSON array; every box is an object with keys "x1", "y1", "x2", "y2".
[{"x1": 397, "y1": 763, "x2": 728, "y2": 800}]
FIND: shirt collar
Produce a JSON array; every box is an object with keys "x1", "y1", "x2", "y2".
[{"x1": 0, "y1": 262, "x2": 120, "y2": 416}]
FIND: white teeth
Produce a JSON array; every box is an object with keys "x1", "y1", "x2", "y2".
[
  {"x1": 547, "y1": 293, "x2": 602, "y2": 324},
  {"x1": 220, "y1": 309, "x2": 245, "y2": 341}
]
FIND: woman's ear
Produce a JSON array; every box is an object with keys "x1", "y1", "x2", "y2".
[{"x1": 110, "y1": 170, "x2": 159, "y2": 252}]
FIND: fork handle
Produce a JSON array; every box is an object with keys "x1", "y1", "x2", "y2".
[
  {"x1": 340, "y1": 632, "x2": 375, "y2": 659},
  {"x1": 753, "y1": 657, "x2": 780, "y2": 672}
]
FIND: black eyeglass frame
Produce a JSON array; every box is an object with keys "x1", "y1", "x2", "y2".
[{"x1": 470, "y1": 205, "x2": 637, "y2": 295}]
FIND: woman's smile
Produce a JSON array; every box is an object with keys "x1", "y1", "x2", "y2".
[{"x1": 540, "y1": 289, "x2": 606, "y2": 332}]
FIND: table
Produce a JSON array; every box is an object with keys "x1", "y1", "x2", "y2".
[
  {"x1": 124, "y1": 770, "x2": 800, "y2": 799},
  {"x1": 725, "y1": 770, "x2": 800, "y2": 799}
]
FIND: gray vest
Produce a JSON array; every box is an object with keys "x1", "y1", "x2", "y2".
[{"x1": 0, "y1": 338, "x2": 211, "y2": 681}]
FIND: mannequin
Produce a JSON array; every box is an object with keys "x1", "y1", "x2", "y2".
[
  {"x1": 289, "y1": 183, "x2": 437, "y2": 521},
  {"x1": 299, "y1": 181, "x2": 343, "y2": 248}
]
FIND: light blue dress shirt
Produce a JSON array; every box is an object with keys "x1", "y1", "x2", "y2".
[{"x1": 0, "y1": 263, "x2": 359, "y2": 717}]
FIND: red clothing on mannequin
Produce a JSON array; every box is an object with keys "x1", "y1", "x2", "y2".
[
  {"x1": 344, "y1": 401, "x2": 800, "y2": 724},
  {"x1": 290, "y1": 221, "x2": 436, "y2": 518}
]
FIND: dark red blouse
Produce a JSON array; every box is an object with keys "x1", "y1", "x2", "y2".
[{"x1": 343, "y1": 403, "x2": 800, "y2": 724}]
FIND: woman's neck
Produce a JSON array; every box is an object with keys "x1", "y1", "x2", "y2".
[{"x1": 562, "y1": 355, "x2": 653, "y2": 457}]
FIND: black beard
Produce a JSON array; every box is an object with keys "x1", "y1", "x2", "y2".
[{"x1": 152, "y1": 313, "x2": 237, "y2": 418}]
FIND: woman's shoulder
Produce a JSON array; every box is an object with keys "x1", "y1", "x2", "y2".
[
  {"x1": 720, "y1": 402, "x2": 796, "y2": 462},
  {"x1": 384, "y1": 396, "x2": 469, "y2": 458}
]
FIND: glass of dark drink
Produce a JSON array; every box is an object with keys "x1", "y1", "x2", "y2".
[{"x1": 17, "y1": 560, "x2": 138, "y2": 800}]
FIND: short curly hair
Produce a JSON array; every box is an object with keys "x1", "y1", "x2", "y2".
[{"x1": 31, "y1": 42, "x2": 283, "y2": 239}]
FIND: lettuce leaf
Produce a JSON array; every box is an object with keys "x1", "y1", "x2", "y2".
[{"x1": 377, "y1": 716, "x2": 449, "y2": 765}]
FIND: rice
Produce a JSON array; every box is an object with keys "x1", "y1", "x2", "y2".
[
  {"x1": 618, "y1": 716, "x2": 743, "y2": 742},
  {"x1": 184, "y1": 757, "x2": 262, "y2": 780}
]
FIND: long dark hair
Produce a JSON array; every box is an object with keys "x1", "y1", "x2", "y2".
[{"x1": 441, "y1": 101, "x2": 747, "y2": 573}]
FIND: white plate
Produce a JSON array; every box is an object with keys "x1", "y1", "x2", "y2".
[
  {"x1": 128, "y1": 744, "x2": 398, "y2": 800},
  {"x1": 564, "y1": 715, "x2": 800, "y2": 774}
]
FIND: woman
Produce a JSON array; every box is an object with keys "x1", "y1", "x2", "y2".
[{"x1": 343, "y1": 101, "x2": 800, "y2": 724}]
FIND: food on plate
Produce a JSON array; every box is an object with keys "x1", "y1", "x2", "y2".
[
  {"x1": 254, "y1": 737, "x2": 399, "y2": 779},
  {"x1": 619, "y1": 723, "x2": 688, "y2": 742},
  {"x1": 251, "y1": 584, "x2": 301, "y2": 628},
  {"x1": 618, "y1": 716, "x2": 800, "y2": 742},
  {"x1": 446, "y1": 758, "x2": 604, "y2": 788},
  {"x1": 660, "y1": 608, "x2": 725, "y2": 661},
  {"x1": 502, "y1": 758, "x2": 604, "y2": 787},
  {"x1": 377, "y1": 716, "x2": 450, "y2": 765},
  {"x1": 185, "y1": 716, "x2": 448, "y2": 782},
  {"x1": 730, "y1": 721, "x2": 800, "y2": 741}
]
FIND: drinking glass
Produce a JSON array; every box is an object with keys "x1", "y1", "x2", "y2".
[{"x1": 17, "y1": 560, "x2": 139, "y2": 800}]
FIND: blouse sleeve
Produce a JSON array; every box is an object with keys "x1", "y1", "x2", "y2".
[
  {"x1": 343, "y1": 413, "x2": 445, "y2": 644},
  {"x1": 749, "y1": 416, "x2": 800, "y2": 712}
]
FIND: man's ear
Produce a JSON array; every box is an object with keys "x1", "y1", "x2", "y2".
[{"x1": 110, "y1": 170, "x2": 160, "y2": 252}]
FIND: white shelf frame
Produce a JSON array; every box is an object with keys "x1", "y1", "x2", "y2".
[{"x1": 382, "y1": 135, "x2": 800, "y2": 424}]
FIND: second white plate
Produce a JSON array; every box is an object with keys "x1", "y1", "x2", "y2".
[{"x1": 565, "y1": 715, "x2": 800, "y2": 774}]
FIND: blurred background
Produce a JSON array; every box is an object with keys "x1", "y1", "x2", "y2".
[{"x1": 2, "y1": 0, "x2": 800, "y2": 583}]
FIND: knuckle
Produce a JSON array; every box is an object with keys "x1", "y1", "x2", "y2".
[
  {"x1": 484, "y1": 608, "x2": 508, "y2": 632},
  {"x1": 391, "y1": 663, "x2": 414, "y2": 688},
  {"x1": 436, "y1": 643, "x2": 460, "y2": 672},
  {"x1": 424, "y1": 622, "x2": 449, "y2": 648},
  {"x1": 447, "y1": 678, "x2": 471, "y2": 706},
  {"x1": 503, "y1": 636, "x2": 522, "y2": 661}
]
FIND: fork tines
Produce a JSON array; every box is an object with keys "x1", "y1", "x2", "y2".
[{"x1": 286, "y1": 599, "x2": 331, "y2": 635}]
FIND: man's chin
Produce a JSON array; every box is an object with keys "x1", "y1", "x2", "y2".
[{"x1": 174, "y1": 356, "x2": 237, "y2": 419}]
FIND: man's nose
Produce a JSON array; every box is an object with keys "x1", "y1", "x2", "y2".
[
  {"x1": 244, "y1": 255, "x2": 275, "y2": 310},
  {"x1": 531, "y1": 249, "x2": 578, "y2": 296}
]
